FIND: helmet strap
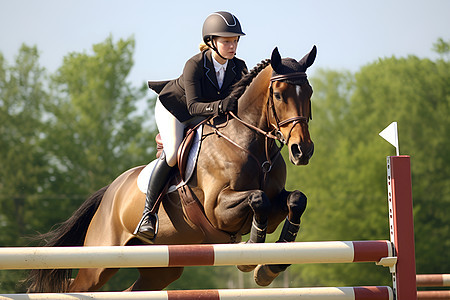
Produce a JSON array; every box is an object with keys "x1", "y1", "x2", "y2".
[{"x1": 207, "y1": 37, "x2": 227, "y2": 61}]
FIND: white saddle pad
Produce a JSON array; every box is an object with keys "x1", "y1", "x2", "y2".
[{"x1": 137, "y1": 125, "x2": 203, "y2": 194}]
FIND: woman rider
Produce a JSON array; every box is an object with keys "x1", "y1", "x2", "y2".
[{"x1": 135, "y1": 11, "x2": 248, "y2": 241}]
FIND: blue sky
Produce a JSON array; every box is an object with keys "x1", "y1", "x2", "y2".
[{"x1": 1, "y1": 0, "x2": 449, "y2": 89}]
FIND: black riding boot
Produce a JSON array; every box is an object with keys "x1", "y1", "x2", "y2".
[{"x1": 135, "y1": 153, "x2": 173, "y2": 241}]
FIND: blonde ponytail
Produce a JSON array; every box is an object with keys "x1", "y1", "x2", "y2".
[{"x1": 199, "y1": 42, "x2": 209, "y2": 52}]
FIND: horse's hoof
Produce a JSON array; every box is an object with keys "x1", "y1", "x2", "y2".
[
  {"x1": 237, "y1": 264, "x2": 257, "y2": 272},
  {"x1": 236, "y1": 241, "x2": 257, "y2": 272},
  {"x1": 254, "y1": 264, "x2": 280, "y2": 286}
]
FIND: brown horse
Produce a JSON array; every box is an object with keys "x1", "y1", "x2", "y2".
[{"x1": 27, "y1": 46, "x2": 317, "y2": 293}]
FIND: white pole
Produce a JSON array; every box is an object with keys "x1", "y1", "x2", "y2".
[
  {"x1": 0, "y1": 287, "x2": 394, "y2": 300},
  {"x1": 0, "y1": 241, "x2": 392, "y2": 270}
]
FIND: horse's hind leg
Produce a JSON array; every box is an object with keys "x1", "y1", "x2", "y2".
[
  {"x1": 254, "y1": 190, "x2": 307, "y2": 286},
  {"x1": 69, "y1": 268, "x2": 119, "y2": 292},
  {"x1": 125, "y1": 267, "x2": 184, "y2": 291}
]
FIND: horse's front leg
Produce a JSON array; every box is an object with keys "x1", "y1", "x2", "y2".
[
  {"x1": 254, "y1": 189, "x2": 307, "y2": 286},
  {"x1": 278, "y1": 190, "x2": 307, "y2": 242},
  {"x1": 246, "y1": 190, "x2": 272, "y2": 243},
  {"x1": 237, "y1": 190, "x2": 272, "y2": 272}
]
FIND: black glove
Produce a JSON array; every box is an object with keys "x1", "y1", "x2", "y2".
[{"x1": 219, "y1": 95, "x2": 238, "y2": 114}]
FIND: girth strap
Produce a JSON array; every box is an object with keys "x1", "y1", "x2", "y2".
[{"x1": 176, "y1": 177, "x2": 236, "y2": 243}]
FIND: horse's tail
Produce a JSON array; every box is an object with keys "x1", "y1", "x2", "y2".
[{"x1": 26, "y1": 185, "x2": 109, "y2": 293}]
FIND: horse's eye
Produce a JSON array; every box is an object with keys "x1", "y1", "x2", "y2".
[{"x1": 274, "y1": 92, "x2": 282, "y2": 101}]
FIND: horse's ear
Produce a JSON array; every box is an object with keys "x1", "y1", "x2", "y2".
[
  {"x1": 271, "y1": 47, "x2": 282, "y2": 73},
  {"x1": 298, "y1": 45, "x2": 317, "y2": 70}
]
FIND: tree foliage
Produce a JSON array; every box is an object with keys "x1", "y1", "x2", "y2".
[
  {"x1": 0, "y1": 38, "x2": 448, "y2": 292},
  {"x1": 0, "y1": 44, "x2": 50, "y2": 292},
  {"x1": 0, "y1": 37, "x2": 154, "y2": 292},
  {"x1": 46, "y1": 36, "x2": 151, "y2": 195},
  {"x1": 433, "y1": 38, "x2": 450, "y2": 59},
  {"x1": 285, "y1": 40, "x2": 450, "y2": 286}
]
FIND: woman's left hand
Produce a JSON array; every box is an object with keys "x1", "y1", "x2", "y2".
[{"x1": 219, "y1": 95, "x2": 238, "y2": 114}]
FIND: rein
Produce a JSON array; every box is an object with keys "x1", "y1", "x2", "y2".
[
  {"x1": 207, "y1": 71, "x2": 310, "y2": 188},
  {"x1": 209, "y1": 113, "x2": 281, "y2": 188}
]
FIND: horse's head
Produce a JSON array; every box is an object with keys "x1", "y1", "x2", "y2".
[{"x1": 269, "y1": 46, "x2": 316, "y2": 165}]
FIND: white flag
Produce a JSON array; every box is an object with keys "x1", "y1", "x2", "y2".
[{"x1": 379, "y1": 122, "x2": 399, "y2": 156}]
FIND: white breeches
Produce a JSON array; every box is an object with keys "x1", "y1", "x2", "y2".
[{"x1": 155, "y1": 98, "x2": 204, "y2": 167}]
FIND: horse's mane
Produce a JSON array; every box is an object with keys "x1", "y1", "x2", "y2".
[{"x1": 229, "y1": 59, "x2": 271, "y2": 100}]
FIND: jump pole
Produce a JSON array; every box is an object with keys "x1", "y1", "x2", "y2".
[
  {"x1": 416, "y1": 274, "x2": 450, "y2": 287},
  {"x1": 387, "y1": 155, "x2": 417, "y2": 299},
  {"x1": 416, "y1": 274, "x2": 450, "y2": 299},
  {"x1": 0, "y1": 287, "x2": 394, "y2": 300},
  {"x1": 417, "y1": 290, "x2": 450, "y2": 300},
  {"x1": 0, "y1": 240, "x2": 392, "y2": 270}
]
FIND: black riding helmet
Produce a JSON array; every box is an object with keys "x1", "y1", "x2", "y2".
[{"x1": 202, "y1": 11, "x2": 245, "y2": 59}]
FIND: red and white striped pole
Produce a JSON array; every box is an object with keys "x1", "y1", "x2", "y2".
[
  {"x1": 417, "y1": 290, "x2": 450, "y2": 300},
  {"x1": 416, "y1": 274, "x2": 450, "y2": 300},
  {"x1": 0, "y1": 286, "x2": 394, "y2": 300},
  {"x1": 416, "y1": 274, "x2": 450, "y2": 287},
  {"x1": 0, "y1": 241, "x2": 391, "y2": 270}
]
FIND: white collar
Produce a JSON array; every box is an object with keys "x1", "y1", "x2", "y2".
[{"x1": 212, "y1": 54, "x2": 228, "y2": 73}]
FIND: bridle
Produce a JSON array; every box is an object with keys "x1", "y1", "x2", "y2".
[
  {"x1": 207, "y1": 71, "x2": 311, "y2": 188},
  {"x1": 267, "y1": 71, "x2": 310, "y2": 145},
  {"x1": 227, "y1": 71, "x2": 310, "y2": 144}
]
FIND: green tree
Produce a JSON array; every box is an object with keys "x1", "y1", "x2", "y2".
[
  {"x1": 285, "y1": 42, "x2": 449, "y2": 287},
  {"x1": 46, "y1": 35, "x2": 151, "y2": 195},
  {"x1": 0, "y1": 36, "x2": 156, "y2": 292},
  {"x1": 40, "y1": 36, "x2": 156, "y2": 291},
  {"x1": 0, "y1": 44, "x2": 49, "y2": 291},
  {"x1": 31, "y1": 36, "x2": 156, "y2": 232},
  {"x1": 349, "y1": 53, "x2": 449, "y2": 276},
  {"x1": 2, "y1": 37, "x2": 448, "y2": 293},
  {"x1": 433, "y1": 37, "x2": 450, "y2": 59}
]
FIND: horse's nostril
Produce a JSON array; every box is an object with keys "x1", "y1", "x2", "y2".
[{"x1": 290, "y1": 144, "x2": 302, "y2": 158}]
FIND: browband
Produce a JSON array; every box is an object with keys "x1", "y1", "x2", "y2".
[{"x1": 270, "y1": 72, "x2": 307, "y2": 82}]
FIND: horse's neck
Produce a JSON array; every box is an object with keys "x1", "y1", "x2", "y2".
[{"x1": 238, "y1": 67, "x2": 272, "y2": 131}]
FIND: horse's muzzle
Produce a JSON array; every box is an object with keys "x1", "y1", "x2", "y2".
[{"x1": 289, "y1": 142, "x2": 314, "y2": 165}]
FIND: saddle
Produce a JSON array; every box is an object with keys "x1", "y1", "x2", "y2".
[
  {"x1": 137, "y1": 124, "x2": 232, "y2": 242},
  {"x1": 155, "y1": 127, "x2": 196, "y2": 181}
]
